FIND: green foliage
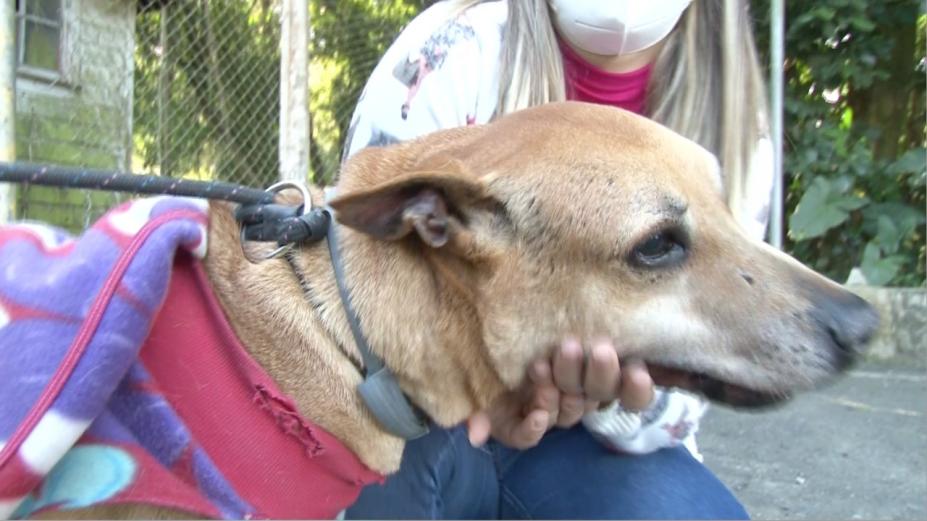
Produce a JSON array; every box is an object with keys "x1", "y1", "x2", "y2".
[
  {"x1": 134, "y1": 1, "x2": 281, "y2": 187},
  {"x1": 132, "y1": 0, "x2": 427, "y2": 186},
  {"x1": 754, "y1": 0, "x2": 925, "y2": 286},
  {"x1": 308, "y1": 0, "x2": 429, "y2": 183}
]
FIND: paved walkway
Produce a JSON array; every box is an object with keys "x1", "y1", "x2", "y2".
[{"x1": 698, "y1": 358, "x2": 927, "y2": 520}]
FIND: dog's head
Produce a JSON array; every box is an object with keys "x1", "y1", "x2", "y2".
[{"x1": 330, "y1": 101, "x2": 878, "y2": 421}]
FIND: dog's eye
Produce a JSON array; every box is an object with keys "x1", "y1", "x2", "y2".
[{"x1": 630, "y1": 229, "x2": 687, "y2": 268}]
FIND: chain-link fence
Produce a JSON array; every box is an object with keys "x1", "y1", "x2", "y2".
[
  {"x1": 134, "y1": 0, "x2": 282, "y2": 188},
  {"x1": 9, "y1": 0, "x2": 431, "y2": 232}
]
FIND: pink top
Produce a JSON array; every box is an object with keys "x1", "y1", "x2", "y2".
[{"x1": 559, "y1": 38, "x2": 652, "y2": 115}]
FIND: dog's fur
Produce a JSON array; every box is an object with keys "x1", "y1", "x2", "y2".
[{"x1": 39, "y1": 102, "x2": 877, "y2": 518}]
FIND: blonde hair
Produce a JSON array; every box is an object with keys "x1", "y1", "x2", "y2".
[{"x1": 448, "y1": 0, "x2": 769, "y2": 216}]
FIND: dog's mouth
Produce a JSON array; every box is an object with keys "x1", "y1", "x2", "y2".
[{"x1": 646, "y1": 365, "x2": 790, "y2": 408}]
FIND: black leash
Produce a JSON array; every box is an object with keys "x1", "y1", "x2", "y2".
[
  {"x1": 0, "y1": 161, "x2": 318, "y2": 259},
  {"x1": 0, "y1": 161, "x2": 275, "y2": 205}
]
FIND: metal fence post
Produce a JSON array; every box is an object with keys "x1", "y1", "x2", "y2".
[
  {"x1": 769, "y1": 0, "x2": 785, "y2": 249},
  {"x1": 0, "y1": 0, "x2": 15, "y2": 223},
  {"x1": 279, "y1": 0, "x2": 310, "y2": 184}
]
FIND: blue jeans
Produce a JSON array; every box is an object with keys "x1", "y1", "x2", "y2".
[{"x1": 346, "y1": 424, "x2": 748, "y2": 520}]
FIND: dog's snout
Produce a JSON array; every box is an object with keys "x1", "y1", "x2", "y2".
[{"x1": 810, "y1": 290, "x2": 880, "y2": 368}]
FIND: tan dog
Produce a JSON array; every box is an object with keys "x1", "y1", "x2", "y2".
[{"x1": 42, "y1": 101, "x2": 878, "y2": 518}]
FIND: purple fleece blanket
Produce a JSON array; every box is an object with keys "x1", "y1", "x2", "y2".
[{"x1": 0, "y1": 197, "x2": 221, "y2": 518}]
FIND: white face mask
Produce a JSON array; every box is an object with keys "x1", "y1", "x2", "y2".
[{"x1": 548, "y1": 0, "x2": 693, "y2": 56}]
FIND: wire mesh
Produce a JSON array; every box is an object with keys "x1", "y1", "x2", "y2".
[
  {"x1": 133, "y1": 0, "x2": 282, "y2": 189},
  {"x1": 11, "y1": 0, "x2": 434, "y2": 231}
]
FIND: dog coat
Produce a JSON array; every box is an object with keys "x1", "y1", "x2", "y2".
[{"x1": 0, "y1": 197, "x2": 383, "y2": 519}]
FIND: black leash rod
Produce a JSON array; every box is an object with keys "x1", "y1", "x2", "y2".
[{"x1": 0, "y1": 161, "x2": 275, "y2": 205}]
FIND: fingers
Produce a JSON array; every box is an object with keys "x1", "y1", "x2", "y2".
[
  {"x1": 528, "y1": 357, "x2": 553, "y2": 386},
  {"x1": 555, "y1": 393, "x2": 586, "y2": 427},
  {"x1": 552, "y1": 338, "x2": 593, "y2": 427},
  {"x1": 583, "y1": 340, "x2": 621, "y2": 402},
  {"x1": 477, "y1": 339, "x2": 657, "y2": 450},
  {"x1": 491, "y1": 408, "x2": 551, "y2": 450},
  {"x1": 466, "y1": 410, "x2": 492, "y2": 446},
  {"x1": 526, "y1": 359, "x2": 560, "y2": 429},
  {"x1": 506, "y1": 409, "x2": 551, "y2": 449},
  {"x1": 554, "y1": 338, "x2": 655, "y2": 414},
  {"x1": 584, "y1": 398, "x2": 602, "y2": 413},
  {"x1": 468, "y1": 407, "x2": 550, "y2": 449},
  {"x1": 552, "y1": 337, "x2": 584, "y2": 394},
  {"x1": 617, "y1": 359, "x2": 655, "y2": 412}
]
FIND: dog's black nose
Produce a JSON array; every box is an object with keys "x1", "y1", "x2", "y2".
[{"x1": 811, "y1": 290, "x2": 880, "y2": 368}]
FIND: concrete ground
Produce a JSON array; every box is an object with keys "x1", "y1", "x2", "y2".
[{"x1": 698, "y1": 357, "x2": 927, "y2": 520}]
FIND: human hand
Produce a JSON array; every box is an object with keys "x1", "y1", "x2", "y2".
[
  {"x1": 466, "y1": 358, "x2": 558, "y2": 449},
  {"x1": 466, "y1": 337, "x2": 656, "y2": 449},
  {"x1": 551, "y1": 337, "x2": 655, "y2": 422}
]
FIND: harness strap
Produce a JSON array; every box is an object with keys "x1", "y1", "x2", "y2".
[
  {"x1": 325, "y1": 217, "x2": 430, "y2": 441},
  {"x1": 234, "y1": 186, "x2": 429, "y2": 441}
]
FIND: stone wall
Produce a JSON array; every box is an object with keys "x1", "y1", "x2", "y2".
[
  {"x1": 848, "y1": 285, "x2": 927, "y2": 362},
  {"x1": 14, "y1": 0, "x2": 135, "y2": 230}
]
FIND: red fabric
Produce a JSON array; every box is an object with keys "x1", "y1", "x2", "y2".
[
  {"x1": 0, "y1": 453, "x2": 41, "y2": 498},
  {"x1": 559, "y1": 38, "x2": 652, "y2": 115},
  {"x1": 140, "y1": 254, "x2": 384, "y2": 519}
]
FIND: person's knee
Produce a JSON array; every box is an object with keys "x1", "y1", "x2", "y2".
[
  {"x1": 601, "y1": 446, "x2": 749, "y2": 520},
  {"x1": 601, "y1": 477, "x2": 748, "y2": 520},
  {"x1": 345, "y1": 428, "x2": 453, "y2": 519},
  {"x1": 495, "y1": 427, "x2": 748, "y2": 520},
  {"x1": 346, "y1": 426, "x2": 499, "y2": 519}
]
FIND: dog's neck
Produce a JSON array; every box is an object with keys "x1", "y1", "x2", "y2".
[
  {"x1": 203, "y1": 199, "x2": 505, "y2": 474},
  {"x1": 203, "y1": 199, "x2": 404, "y2": 473},
  {"x1": 328, "y1": 224, "x2": 507, "y2": 424}
]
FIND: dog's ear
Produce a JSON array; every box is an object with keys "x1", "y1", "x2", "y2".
[{"x1": 329, "y1": 165, "x2": 486, "y2": 248}]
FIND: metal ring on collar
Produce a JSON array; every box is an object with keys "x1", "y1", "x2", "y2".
[{"x1": 239, "y1": 180, "x2": 313, "y2": 264}]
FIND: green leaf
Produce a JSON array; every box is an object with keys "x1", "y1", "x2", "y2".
[
  {"x1": 850, "y1": 16, "x2": 877, "y2": 32},
  {"x1": 814, "y1": 6, "x2": 837, "y2": 21},
  {"x1": 840, "y1": 107, "x2": 854, "y2": 129},
  {"x1": 788, "y1": 177, "x2": 868, "y2": 240},
  {"x1": 833, "y1": 195, "x2": 869, "y2": 212},
  {"x1": 861, "y1": 242, "x2": 881, "y2": 267},
  {"x1": 860, "y1": 243, "x2": 903, "y2": 286},
  {"x1": 887, "y1": 148, "x2": 926, "y2": 176},
  {"x1": 789, "y1": 179, "x2": 837, "y2": 240},
  {"x1": 863, "y1": 203, "x2": 925, "y2": 237},
  {"x1": 875, "y1": 215, "x2": 902, "y2": 254}
]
